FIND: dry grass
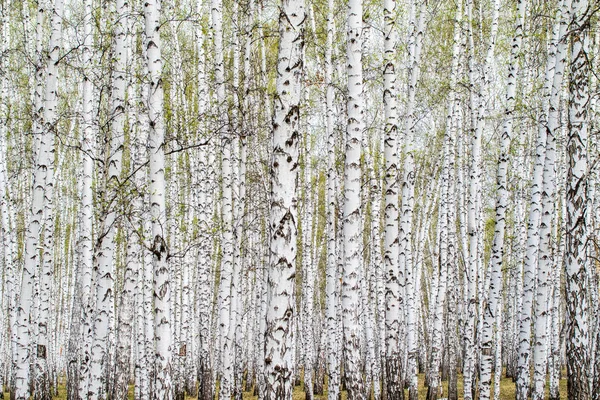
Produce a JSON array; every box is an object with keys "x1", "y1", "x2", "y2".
[
  {"x1": 1, "y1": 372, "x2": 567, "y2": 399},
  {"x1": 242, "y1": 372, "x2": 568, "y2": 400}
]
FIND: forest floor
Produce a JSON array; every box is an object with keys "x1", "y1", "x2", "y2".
[
  {"x1": 241, "y1": 372, "x2": 568, "y2": 400},
  {"x1": 1, "y1": 373, "x2": 568, "y2": 399}
]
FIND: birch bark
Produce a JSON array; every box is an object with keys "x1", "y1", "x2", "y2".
[
  {"x1": 463, "y1": 2, "x2": 481, "y2": 396},
  {"x1": 324, "y1": 0, "x2": 339, "y2": 396},
  {"x1": 403, "y1": 2, "x2": 426, "y2": 398},
  {"x1": 144, "y1": 0, "x2": 172, "y2": 395},
  {"x1": 341, "y1": 0, "x2": 366, "y2": 398},
  {"x1": 302, "y1": 141, "x2": 315, "y2": 400},
  {"x1": 77, "y1": 0, "x2": 97, "y2": 394},
  {"x1": 195, "y1": 1, "x2": 213, "y2": 397},
  {"x1": 565, "y1": 1, "x2": 591, "y2": 398},
  {"x1": 263, "y1": 0, "x2": 305, "y2": 397},
  {"x1": 382, "y1": 0, "x2": 402, "y2": 397},
  {"x1": 220, "y1": 2, "x2": 242, "y2": 396}
]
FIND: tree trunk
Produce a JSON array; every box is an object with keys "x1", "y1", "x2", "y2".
[
  {"x1": 382, "y1": 0, "x2": 402, "y2": 398},
  {"x1": 565, "y1": 1, "x2": 591, "y2": 399},
  {"x1": 144, "y1": 0, "x2": 172, "y2": 395},
  {"x1": 324, "y1": 0, "x2": 340, "y2": 398},
  {"x1": 341, "y1": 0, "x2": 366, "y2": 398},
  {"x1": 402, "y1": 2, "x2": 426, "y2": 398},
  {"x1": 263, "y1": 0, "x2": 305, "y2": 397}
]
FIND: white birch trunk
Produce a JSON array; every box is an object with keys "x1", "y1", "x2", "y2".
[
  {"x1": 209, "y1": 0, "x2": 233, "y2": 395},
  {"x1": 401, "y1": 2, "x2": 425, "y2": 399},
  {"x1": 220, "y1": 2, "x2": 242, "y2": 396},
  {"x1": 462, "y1": 2, "x2": 480, "y2": 396},
  {"x1": 195, "y1": 1, "x2": 213, "y2": 396},
  {"x1": 565, "y1": 0, "x2": 591, "y2": 398},
  {"x1": 144, "y1": 0, "x2": 172, "y2": 395},
  {"x1": 263, "y1": 0, "x2": 305, "y2": 397},
  {"x1": 342, "y1": 0, "x2": 365, "y2": 398},
  {"x1": 77, "y1": 0, "x2": 97, "y2": 394},
  {"x1": 257, "y1": 233, "x2": 268, "y2": 398},
  {"x1": 136, "y1": 51, "x2": 155, "y2": 400},
  {"x1": 302, "y1": 140, "x2": 315, "y2": 400},
  {"x1": 382, "y1": 0, "x2": 402, "y2": 397},
  {"x1": 493, "y1": 299, "x2": 503, "y2": 400},
  {"x1": 133, "y1": 99, "x2": 151, "y2": 400},
  {"x1": 446, "y1": 5, "x2": 463, "y2": 400},
  {"x1": 324, "y1": 0, "x2": 339, "y2": 396}
]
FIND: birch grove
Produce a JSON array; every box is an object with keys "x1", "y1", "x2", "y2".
[{"x1": 1, "y1": 0, "x2": 600, "y2": 399}]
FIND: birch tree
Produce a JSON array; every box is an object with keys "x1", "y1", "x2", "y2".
[
  {"x1": 76, "y1": 0, "x2": 97, "y2": 394},
  {"x1": 195, "y1": 1, "x2": 213, "y2": 396},
  {"x1": 341, "y1": 0, "x2": 366, "y2": 398},
  {"x1": 324, "y1": 0, "x2": 340, "y2": 397},
  {"x1": 382, "y1": 0, "x2": 403, "y2": 398},
  {"x1": 263, "y1": 0, "x2": 305, "y2": 397},
  {"x1": 1, "y1": 0, "x2": 599, "y2": 398},
  {"x1": 565, "y1": 0, "x2": 591, "y2": 398},
  {"x1": 463, "y1": 1, "x2": 481, "y2": 396},
  {"x1": 143, "y1": 0, "x2": 172, "y2": 395}
]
